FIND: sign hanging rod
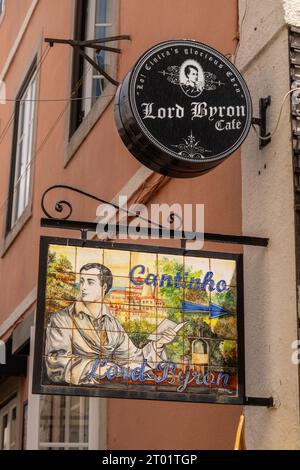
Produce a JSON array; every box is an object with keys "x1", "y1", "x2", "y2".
[{"x1": 40, "y1": 218, "x2": 269, "y2": 247}]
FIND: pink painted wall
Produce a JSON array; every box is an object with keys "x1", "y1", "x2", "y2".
[{"x1": 0, "y1": 0, "x2": 242, "y2": 449}]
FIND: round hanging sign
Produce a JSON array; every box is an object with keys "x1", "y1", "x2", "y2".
[{"x1": 115, "y1": 39, "x2": 253, "y2": 178}]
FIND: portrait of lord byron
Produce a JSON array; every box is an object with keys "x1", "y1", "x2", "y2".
[
  {"x1": 179, "y1": 59, "x2": 205, "y2": 98},
  {"x1": 45, "y1": 262, "x2": 177, "y2": 386}
]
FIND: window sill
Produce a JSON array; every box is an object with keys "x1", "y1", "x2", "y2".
[
  {"x1": 0, "y1": 206, "x2": 32, "y2": 258},
  {"x1": 64, "y1": 83, "x2": 116, "y2": 167}
]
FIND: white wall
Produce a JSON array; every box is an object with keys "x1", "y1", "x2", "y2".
[
  {"x1": 284, "y1": 0, "x2": 300, "y2": 26},
  {"x1": 237, "y1": 0, "x2": 300, "y2": 450}
]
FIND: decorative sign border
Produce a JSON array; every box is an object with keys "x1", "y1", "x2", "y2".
[
  {"x1": 129, "y1": 40, "x2": 253, "y2": 163},
  {"x1": 33, "y1": 237, "x2": 245, "y2": 404},
  {"x1": 115, "y1": 39, "x2": 253, "y2": 177}
]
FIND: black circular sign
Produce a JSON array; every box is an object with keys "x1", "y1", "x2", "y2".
[{"x1": 115, "y1": 39, "x2": 252, "y2": 178}]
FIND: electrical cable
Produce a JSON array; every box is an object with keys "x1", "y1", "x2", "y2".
[
  {"x1": 1, "y1": 94, "x2": 115, "y2": 103},
  {"x1": 252, "y1": 88, "x2": 298, "y2": 140},
  {"x1": 231, "y1": 1, "x2": 297, "y2": 141},
  {"x1": 0, "y1": 61, "x2": 94, "y2": 219}
]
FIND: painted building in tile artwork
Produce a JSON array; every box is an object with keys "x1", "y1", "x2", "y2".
[
  {"x1": 0, "y1": 0, "x2": 299, "y2": 450},
  {"x1": 108, "y1": 281, "x2": 164, "y2": 324}
]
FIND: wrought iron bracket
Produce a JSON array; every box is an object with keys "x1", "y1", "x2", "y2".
[
  {"x1": 245, "y1": 396, "x2": 274, "y2": 408},
  {"x1": 251, "y1": 96, "x2": 272, "y2": 149},
  {"x1": 44, "y1": 35, "x2": 131, "y2": 86},
  {"x1": 40, "y1": 217, "x2": 269, "y2": 247},
  {"x1": 40, "y1": 185, "x2": 269, "y2": 247}
]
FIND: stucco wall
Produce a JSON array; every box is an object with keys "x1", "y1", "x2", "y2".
[
  {"x1": 237, "y1": 0, "x2": 300, "y2": 449},
  {"x1": 284, "y1": 0, "x2": 300, "y2": 26}
]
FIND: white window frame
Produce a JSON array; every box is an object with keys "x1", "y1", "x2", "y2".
[
  {"x1": 82, "y1": 0, "x2": 115, "y2": 117},
  {"x1": 10, "y1": 69, "x2": 37, "y2": 230},
  {"x1": 0, "y1": 0, "x2": 5, "y2": 26},
  {"x1": 39, "y1": 395, "x2": 89, "y2": 450},
  {"x1": 26, "y1": 326, "x2": 106, "y2": 450},
  {"x1": 0, "y1": 395, "x2": 19, "y2": 450}
]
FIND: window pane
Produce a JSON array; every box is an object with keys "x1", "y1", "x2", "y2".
[
  {"x1": 39, "y1": 395, "x2": 52, "y2": 443},
  {"x1": 81, "y1": 0, "x2": 116, "y2": 116},
  {"x1": 10, "y1": 70, "x2": 36, "y2": 229},
  {"x1": 92, "y1": 74, "x2": 105, "y2": 103},
  {"x1": 39, "y1": 395, "x2": 66, "y2": 444},
  {"x1": 0, "y1": 396, "x2": 19, "y2": 450},
  {"x1": 39, "y1": 395, "x2": 89, "y2": 450},
  {"x1": 84, "y1": 398, "x2": 89, "y2": 442},
  {"x1": 69, "y1": 396, "x2": 80, "y2": 442},
  {"x1": 24, "y1": 77, "x2": 37, "y2": 207},
  {"x1": 16, "y1": 162, "x2": 28, "y2": 220},
  {"x1": 95, "y1": 0, "x2": 107, "y2": 26},
  {"x1": 1, "y1": 414, "x2": 9, "y2": 450},
  {"x1": 52, "y1": 396, "x2": 66, "y2": 443},
  {"x1": 94, "y1": 0, "x2": 114, "y2": 99},
  {"x1": 18, "y1": 101, "x2": 25, "y2": 142},
  {"x1": 10, "y1": 407, "x2": 17, "y2": 450}
]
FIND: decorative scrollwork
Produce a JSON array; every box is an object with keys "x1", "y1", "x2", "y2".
[
  {"x1": 41, "y1": 185, "x2": 111, "y2": 220},
  {"x1": 172, "y1": 131, "x2": 212, "y2": 160},
  {"x1": 54, "y1": 200, "x2": 73, "y2": 219},
  {"x1": 41, "y1": 185, "x2": 164, "y2": 230},
  {"x1": 167, "y1": 212, "x2": 183, "y2": 230}
]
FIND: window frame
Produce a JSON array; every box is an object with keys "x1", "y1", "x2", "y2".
[
  {"x1": 65, "y1": 0, "x2": 119, "y2": 166},
  {"x1": 0, "y1": 393, "x2": 19, "y2": 450},
  {"x1": 10, "y1": 70, "x2": 37, "y2": 229},
  {"x1": 26, "y1": 325, "x2": 106, "y2": 450},
  {"x1": 39, "y1": 395, "x2": 89, "y2": 450},
  {"x1": 5, "y1": 57, "x2": 37, "y2": 236},
  {"x1": 81, "y1": 0, "x2": 114, "y2": 117},
  {"x1": 21, "y1": 401, "x2": 28, "y2": 450},
  {"x1": 0, "y1": 0, "x2": 5, "y2": 26}
]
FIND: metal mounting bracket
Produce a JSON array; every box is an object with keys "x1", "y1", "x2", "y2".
[
  {"x1": 245, "y1": 396, "x2": 274, "y2": 407},
  {"x1": 40, "y1": 185, "x2": 269, "y2": 247},
  {"x1": 44, "y1": 35, "x2": 131, "y2": 86},
  {"x1": 251, "y1": 96, "x2": 272, "y2": 149}
]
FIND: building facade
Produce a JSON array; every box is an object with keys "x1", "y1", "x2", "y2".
[{"x1": 0, "y1": 0, "x2": 299, "y2": 450}]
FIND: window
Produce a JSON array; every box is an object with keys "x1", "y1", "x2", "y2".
[
  {"x1": 39, "y1": 395, "x2": 89, "y2": 450},
  {"x1": 70, "y1": 0, "x2": 117, "y2": 137},
  {"x1": 0, "y1": 0, "x2": 5, "y2": 24},
  {"x1": 6, "y1": 60, "x2": 37, "y2": 233},
  {"x1": 0, "y1": 395, "x2": 19, "y2": 450}
]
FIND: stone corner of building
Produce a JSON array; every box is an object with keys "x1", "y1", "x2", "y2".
[{"x1": 283, "y1": 0, "x2": 300, "y2": 28}]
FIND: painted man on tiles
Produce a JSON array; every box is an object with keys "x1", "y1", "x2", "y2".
[{"x1": 45, "y1": 263, "x2": 176, "y2": 385}]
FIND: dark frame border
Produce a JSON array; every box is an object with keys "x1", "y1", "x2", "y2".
[
  {"x1": 33, "y1": 236, "x2": 245, "y2": 405},
  {"x1": 130, "y1": 40, "x2": 253, "y2": 164},
  {"x1": 21, "y1": 400, "x2": 28, "y2": 450}
]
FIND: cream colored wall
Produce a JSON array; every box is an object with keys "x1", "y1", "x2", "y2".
[
  {"x1": 284, "y1": 0, "x2": 300, "y2": 26},
  {"x1": 237, "y1": 0, "x2": 300, "y2": 450}
]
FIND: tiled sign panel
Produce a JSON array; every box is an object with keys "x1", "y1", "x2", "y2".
[{"x1": 33, "y1": 238, "x2": 244, "y2": 404}]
